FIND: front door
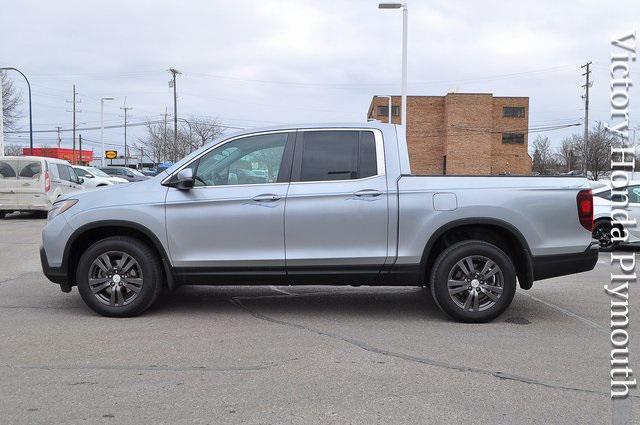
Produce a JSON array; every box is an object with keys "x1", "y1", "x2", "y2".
[
  {"x1": 284, "y1": 129, "x2": 389, "y2": 283},
  {"x1": 56, "y1": 163, "x2": 83, "y2": 195},
  {"x1": 165, "y1": 131, "x2": 294, "y2": 283}
]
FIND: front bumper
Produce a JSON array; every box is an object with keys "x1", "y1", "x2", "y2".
[
  {"x1": 40, "y1": 245, "x2": 68, "y2": 285},
  {"x1": 531, "y1": 242, "x2": 599, "y2": 281}
]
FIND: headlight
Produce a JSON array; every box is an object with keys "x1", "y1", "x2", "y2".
[{"x1": 48, "y1": 199, "x2": 78, "y2": 221}]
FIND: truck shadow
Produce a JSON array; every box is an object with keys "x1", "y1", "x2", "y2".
[{"x1": 154, "y1": 286, "x2": 449, "y2": 321}]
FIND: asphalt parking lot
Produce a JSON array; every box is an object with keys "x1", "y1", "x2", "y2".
[{"x1": 0, "y1": 213, "x2": 638, "y2": 424}]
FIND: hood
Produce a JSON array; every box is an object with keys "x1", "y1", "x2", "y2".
[{"x1": 61, "y1": 176, "x2": 166, "y2": 215}]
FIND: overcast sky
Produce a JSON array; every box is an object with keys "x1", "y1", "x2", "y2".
[{"x1": 1, "y1": 0, "x2": 639, "y2": 154}]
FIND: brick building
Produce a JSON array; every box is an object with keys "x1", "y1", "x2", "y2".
[{"x1": 367, "y1": 93, "x2": 532, "y2": 175}]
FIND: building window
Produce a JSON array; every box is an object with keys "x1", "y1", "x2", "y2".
[
  {"x1": 503, "y1": 106, "x2": 525, "y2": 118},
  {"x1": 377, "y1": 105, "x2": 400, "y2": 117},
  {"x1": 502, "y1": 133, "x2": 525, "y2": 144}
]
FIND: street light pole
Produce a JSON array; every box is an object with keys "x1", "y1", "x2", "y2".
[
  {"x1": 100, "y1": 97, "x2": 115, "y2": 167},
  {"x1": 378, "y1": 3, "x2": 408, "y2": 134},
  {"x1": 0, "y1": 67, "x2": 33, "y2": 155}
]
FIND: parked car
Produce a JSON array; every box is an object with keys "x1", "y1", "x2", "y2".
[
  {"x1": 73, "y1": 166, "x2": 128, "y2": 188},
  {"x1": 140, "y1": 168, "x2": 157, "y2": 177},
  {"x1": 41, "y1": 123, "x2": 598, "y2": 322},
  {"x1": 0, "y1": 156, "x2": 84, "y2": 218},
  {"x1": 592, "y1": 181, "x2": 640, "y2": 251},
  {"x1": 99, "y1": 166, "x2": 148, "y2": 182}
]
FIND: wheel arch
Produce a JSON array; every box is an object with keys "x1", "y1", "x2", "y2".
[
  {"x1": 421, "y1": 218, "x2": 534, "y2": 290},
  {"x1": 63, "y1": 220, "x2": 175, "y2": 290}
]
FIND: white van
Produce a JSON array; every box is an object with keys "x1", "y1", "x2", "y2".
[{"x1": 0, "y1": 156, "x2": 84, "y2": 218}]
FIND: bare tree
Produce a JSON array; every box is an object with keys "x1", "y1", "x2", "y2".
[
  {"x1": 189, "y1": 117, "x2": 224, "y2": 148},
  {"x1": 573, "y1": 121, "x2": 623, "y2": 180},
  {"x1": 136, "y1": 121, "x2": 167, "y2": 165},
  {"x1": 556, "y1": 136, "x2": 579, "y2": 172},
  {"x1": 531, "y1": 136, "x2": 555, "y2": 175},
  {"x1": 3, "y1": 143, "x2": 23, "y2": 156},
  {"x1": 1, "y1": 71, "x2": 23, "y2": 131}
]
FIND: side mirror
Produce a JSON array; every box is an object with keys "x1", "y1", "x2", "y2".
[
  {"x1": 78, "y1": 177, "x2": 85, "y2": 185},
  {"x1": 176, "y1": 168, "x2": 194, "y2": 190}
]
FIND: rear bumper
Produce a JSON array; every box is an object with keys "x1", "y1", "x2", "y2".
[
  {"x1": 531, "y1": 242, "x2": 599, "y2": 281},
  {"x1": 40, "y1": 246, "x2": 68, "y2": 285}
]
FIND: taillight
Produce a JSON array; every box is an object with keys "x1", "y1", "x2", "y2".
[
  {"x1": 44, "y1": 171, "x2": 51, "y2": 192},
  {"x1": 577, "y1": 189, "x2": 593, "y2": 231}
]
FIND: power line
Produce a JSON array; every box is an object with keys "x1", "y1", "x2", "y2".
[{"x1": 5, "y1": 120, "x2": 245, "y2": 134}]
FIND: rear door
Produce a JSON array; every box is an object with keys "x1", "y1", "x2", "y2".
[
  {"x1": 16, "y1": 159, "x2": 47, "y2": 209},
  {"x1": 0, "y1": 159, "x2": 21, "y2": 209},
  {"x1": 284, "y1": 129, "x2": 389, "y2": 282}
]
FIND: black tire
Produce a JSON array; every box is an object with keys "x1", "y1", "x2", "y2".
[
  {"x1": 0, "y1": 211, "x2": 5, "y2": 219},
  {"x1": 592, "y1": 219, "x2": 619, "y2": 252},
  {"x1": 76, "y1": 236, "x2": 163, "y2": 317},
  {"x1": 430, "y1": 240, "x2": 516, "y2": 323}
]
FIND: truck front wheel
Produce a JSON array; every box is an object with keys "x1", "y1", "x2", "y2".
[
  {"x1": 76, "y1": 236, "x2": 163, "y2": 317},
  {"x1": 430, "y1": 240, "x2": 516, "y2": 323}
]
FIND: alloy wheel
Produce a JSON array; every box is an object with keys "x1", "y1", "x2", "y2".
[
  {"x1": 446, "y1": 255, "x2": 504, "y2": 312},
  {"x1": 593, "y1": 222, "x2": 613, "y2": 250},
  {"x1": 88, "y1": 251, "x2": 144, "y2": 307}
]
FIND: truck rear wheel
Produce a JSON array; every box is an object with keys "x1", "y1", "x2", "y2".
[
  {"x1": 76, "y1": 236, "x2": 163, "y2": 317},
  {"x1": 430, "y1": 240, "x2": 516, "y2": 323}
]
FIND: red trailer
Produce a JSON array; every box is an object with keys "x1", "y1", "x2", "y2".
[{"x1": 22, "y1": 147, "x2": 93, "y2": 165}]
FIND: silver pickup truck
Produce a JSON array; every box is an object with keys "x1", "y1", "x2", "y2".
[{"x1": 40, "y1": 123, "x2": 598, "y2": 322}]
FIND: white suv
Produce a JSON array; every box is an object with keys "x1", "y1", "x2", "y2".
[
  {"x1": 0, "y1": 156, "x2": 84, "y2": 218},
  {"x1": 73, "y1": 166, "x2": 128, "y2": 188}
]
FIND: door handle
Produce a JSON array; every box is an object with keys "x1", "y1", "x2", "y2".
[
  {"x1": 252, "y1": 193, "x2": 281, "y2": 202},
  {"x1": 353, "y1": 189, "x2": 383, "y2": 198}
]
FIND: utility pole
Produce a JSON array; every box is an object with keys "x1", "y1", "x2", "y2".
[
  {"x1": 56, "y1": 126, "x2": 62, "y2": 147},
  {"x1": 78, "y1": 134, "x2": 82, "y2": 164},
  {"x1": 169, "y1": 68, "x2": 181, "y2": 162},
  {"x1": 581, "y1": 61, "x2": 592, "y2": 176},
  {"x1": 120, "y1": 99, "x2": 132, "y2": 167},
  {"x1": 163, "y1": 107, "x2": 168, "y2": 163},
  {"x1": 66, "y1": 85, "x2": 81, "y2": 164}
]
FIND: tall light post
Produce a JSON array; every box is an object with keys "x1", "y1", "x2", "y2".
[
  {"x1": 100, "y1": 97, "x2": 115, "y2": 167},
  {"x1": 378, "y1": 3, "x2": 408, "y2": 133},
  {"x1": 0, "y1": 67, "x2": 33, "y2": 155}
]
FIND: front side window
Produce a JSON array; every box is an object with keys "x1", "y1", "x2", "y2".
[
  {"x1": 57, "y1": 164, "x2": 71, "y2": 181},
  {"x1": 298, "y1": 130, "x2": 378, "y2": 182},
  {"x1": 192, "y1": 133, "x2": 288, "y2": 187}
]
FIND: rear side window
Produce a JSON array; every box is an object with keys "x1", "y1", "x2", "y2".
[
  {"x1": 18, "y1": 161, "x2": 42, "y2": 178},
  {"x1": 0, "y1": 160, "x2": 18, "y2": 178},
  {"x1": 298, "y1": 130, "x2": 379, "y2": 182}
]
